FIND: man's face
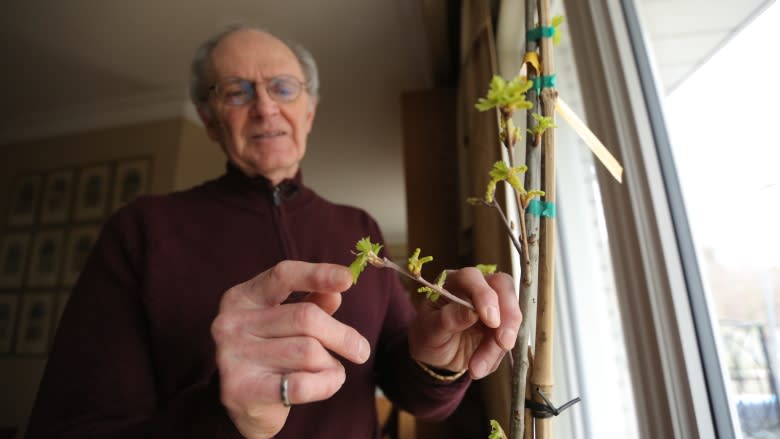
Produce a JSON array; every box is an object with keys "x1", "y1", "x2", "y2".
[{"x1": 202, "y1": 29, "x2": 316, "y2": 184}]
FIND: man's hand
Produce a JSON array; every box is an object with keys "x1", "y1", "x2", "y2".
[
  {"x1": 408, "y1": 267, "x2": 521, "y2": 379},
  {"x1": 211, "y1": 261, "x2": 371, "y2": 439}
]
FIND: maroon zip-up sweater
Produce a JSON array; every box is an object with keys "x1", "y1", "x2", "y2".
[{"x1": 27, "y1": 165, "x2": 470, "y2": 438}]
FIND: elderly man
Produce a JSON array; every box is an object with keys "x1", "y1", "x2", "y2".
[{"x1": 27, "y1": 26, "x2": 521, "y2": 439}]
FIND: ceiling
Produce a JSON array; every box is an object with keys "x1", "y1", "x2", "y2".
[{"x1": 636, "y1": 0, "x2": 773, "y2": 92}]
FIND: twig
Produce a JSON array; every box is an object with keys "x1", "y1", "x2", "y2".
[
  {"x1": 502, "y1": 115, "x2": 533, "y2": 274},
  {"x1": 514, "y1": 2, "x2": 546, "y2": 435},
  {"x1": 511, "y1": 1, "x2": 541, "y2": 435},
  {"x1": 368, "y1": 255, "x2": 475, "y2": 310},
  {"x1": 472, "y1": 199, "x2": 524, "y2": 257},
  {"x1": 373, "y1": 257, "x2": 515, "y2": 370}
]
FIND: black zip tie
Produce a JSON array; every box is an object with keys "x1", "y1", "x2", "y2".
[{"x1": 525, "y1": 386, "x2": 581, "y2": 419}]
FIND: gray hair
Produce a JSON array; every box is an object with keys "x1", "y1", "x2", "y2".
[{"x1": 189, "y1": 24, "x2": 320, "y2": 113}]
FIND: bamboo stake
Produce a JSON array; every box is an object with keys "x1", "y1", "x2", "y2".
[
  {"x1": 531, "y1": 0, "x2": 557, "y2": 436},
  {"x1": 509, "y1": 1, "x2": 541, "y2": 438}
]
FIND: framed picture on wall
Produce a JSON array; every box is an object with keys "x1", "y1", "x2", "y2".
[
  {"x1": 0, "y1": 294, "x2": 20, "y2": 354},
  {"x1": 62, "y1": 225, "x2": 100, "y2": 286},
  {"x1": 74, "y1": 164, "x2": 111, "y2": 221},
  {"x1": 40, "y1": 169, "x2": 75, "y2": 225},
  {"x1": 15, "y1": 293, "x2": 54, "y2": 355},
  {"x1": 27, "y1": 230, "x2": 65, "y2": 288},
  {"x1": 112, "y1": 158, "x2": 151, "y2": 211},
  {"x1": 0, "y1": 233, "x2": 32, "y2": 289},
  {"x1": 7, "y1": 173, "x2": 43, "y2": 226}
]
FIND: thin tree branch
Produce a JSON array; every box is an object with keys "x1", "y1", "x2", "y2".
[{"x1": 368, "y1": 256, "x2": 475, "y2": 310}]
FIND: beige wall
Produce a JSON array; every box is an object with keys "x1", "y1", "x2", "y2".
[
  {"x1": 0, "y1": 117, "x2": 208, "y2": 438},
  {"x1": 174, "y1": 119, "x2": 225, "y2": 190}
]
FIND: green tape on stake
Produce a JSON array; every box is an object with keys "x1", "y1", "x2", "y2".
[
  {"x1": 527, "y1": 199, "x2": 557, "y2": 218},
  {"x1": 542, "y1": 202, "x2": 556, "y2": 218},
  {"x1": 532, "y1": 75, "x2": 557, "y2": 92},
  {"x1": 526, "y1": 26, "x2": 555, "y2": 41},
  {"x1": 528, "y1": 199, "x2": 544, "y2": 216}
]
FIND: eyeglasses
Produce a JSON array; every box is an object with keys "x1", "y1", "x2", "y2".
[{"x1": 209, "y1": 75, "x2": 306, "y2": 106}]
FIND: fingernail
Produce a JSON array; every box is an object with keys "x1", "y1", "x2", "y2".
[
  {"x1": 331, "y1": 268, "x2": 350, "y2": 285},
  {"x1": 358, "y1": 338, "x2": 371, "y2": 363},
  {"x1": 499, "y1": 328, "x2": 516, "y2": 350},
  {"x1": 474, "y1": 360, "x2": 489, "y2": 379},
  {"x1": 459, "y1": 305, "x2": 473, "y2": 322},
  {"x1": 484, "y1": 306, "x2": 500, "y2": 328}
]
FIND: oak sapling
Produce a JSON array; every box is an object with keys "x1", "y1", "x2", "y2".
[
  {"x1": 349, "y1": 9, "x2": 574, "y2": 437},
  {"x1": 468, "y1": 12, "x2": 568, "y2": 437}
]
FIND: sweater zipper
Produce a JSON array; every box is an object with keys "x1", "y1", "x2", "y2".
[
  {"x1": 271, "y1": 185, "x2": 293, "y2": 260},
  {"x1": 272, "y1": 185, "x2": 305, "y2": 303}
]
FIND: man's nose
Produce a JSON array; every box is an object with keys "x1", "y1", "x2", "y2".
[{"x1": 251, "y1": 87, "x2": 280, "y2": 117}]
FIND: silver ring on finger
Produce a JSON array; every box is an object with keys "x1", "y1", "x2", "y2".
[{"x1": 280, "y1": 373, "x2": 291, "y2": 407}]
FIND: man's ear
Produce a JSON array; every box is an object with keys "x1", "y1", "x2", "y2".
[
  {"x1": 197, "y1": 106, "x2": 220, "y2": 142},
  {"x1": 304, "y1": 99, "x2": 318, "y2": 134}
]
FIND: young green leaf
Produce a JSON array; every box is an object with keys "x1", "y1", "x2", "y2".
[
  {"x1": 485, "y1": 179, "x2": 498, "y2": 204},
  {"x1": 407, "y1": 248, "x2": 433, "y2": 277},
  {"x1": 522, "y1": 189, "x2": 546, "y2": 209},
  {"x1": 476, "y1": 264, "x2": 497, "y2": 275},
  {"x1": 475, "y1": 75, "x2": 534, "y2": 113},
  {"x1": 417, "y1": 286, "x2": 441, "y2": 302},
  {"x1": 528, "y1": 113, "x2": 557, "y2": 137},
  {"x1": 489, "y1": 160, "x2": 528, "y2": 196},
  {"x1": 349, "y1": 237, "x2": 383, "y2": 284},
  {"x1": 417, "y1": 270, "x2": 446, "y2": 302},
  {"x1": 488, "y1": 419, "x2": 507, "y2": 439},
  {"x1": 434, "y1": 270, "x2": 447, "y2": 287},
  {"x1": 552, "y1": 15, "x2": 565, "y2": 46},
  {"x1": 499, "y1": 118, "x2": 523, "y2": 147}
]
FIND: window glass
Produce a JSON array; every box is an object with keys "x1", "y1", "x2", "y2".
[
  {"x1": 636, "y1": 2, "x2": 780, "y2": 437},
  {"x1": 551, "y1": 4, "x2": 640, "y2": 437}
]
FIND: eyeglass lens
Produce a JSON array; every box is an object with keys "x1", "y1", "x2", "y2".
[{"x1": 217, "y1": 76, "x2": 302, "y2": 106}]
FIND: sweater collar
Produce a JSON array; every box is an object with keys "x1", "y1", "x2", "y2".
[{"x1": 216, "y1": 161, "x2": 309, "y2": 208}]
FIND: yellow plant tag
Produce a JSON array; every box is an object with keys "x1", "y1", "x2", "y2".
[{"x1": 556, "y1": 98, "x2": 623, "y2": 183}]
